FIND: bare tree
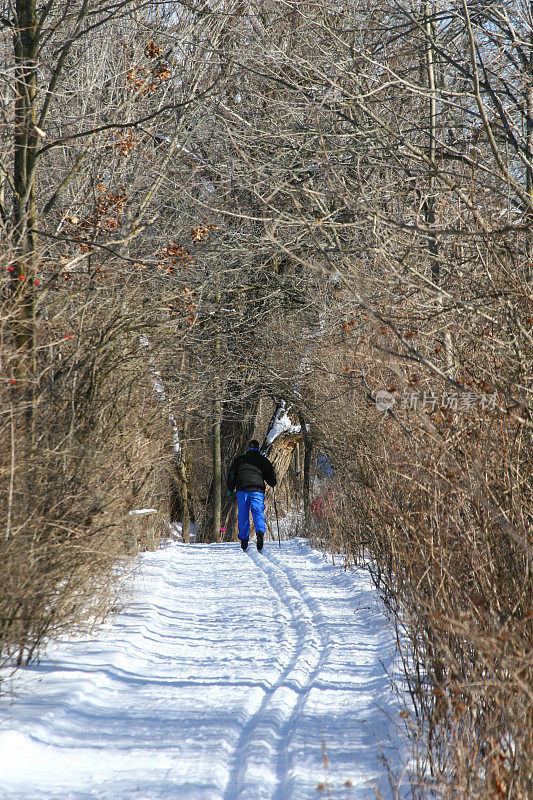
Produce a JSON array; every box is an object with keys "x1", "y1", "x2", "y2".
[{"x1": 195, "y1": 2, "x2": 533, "y2": 795}]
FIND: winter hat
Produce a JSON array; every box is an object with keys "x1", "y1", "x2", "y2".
[{"x1": 247, "y1": 439, "x2": 260, "y2": 451}]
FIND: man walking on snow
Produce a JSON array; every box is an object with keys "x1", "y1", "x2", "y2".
[{"x1": 227, "y1": 440, "x2": 277, "y2": 552}]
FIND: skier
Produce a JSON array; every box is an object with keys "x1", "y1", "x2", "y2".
[{"x1": 227, "y1": 439, "x2": 277, "y2": 552}]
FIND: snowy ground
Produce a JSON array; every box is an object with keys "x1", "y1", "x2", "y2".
[{"x1": 0, "y1": 538, "x2": 406, "y2": 800}]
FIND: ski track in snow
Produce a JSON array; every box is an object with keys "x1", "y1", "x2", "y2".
[{"x1": 0, "y1": 539, "x2": 405, "y2": 800}]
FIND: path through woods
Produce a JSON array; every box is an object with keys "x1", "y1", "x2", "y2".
[{"x1": 0, "y1": 539, "x2": 406, "y2": 799}]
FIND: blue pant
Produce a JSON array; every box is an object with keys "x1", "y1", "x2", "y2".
[{"x1": 236, "y1": 491, "x2": 265, "y2": 541}]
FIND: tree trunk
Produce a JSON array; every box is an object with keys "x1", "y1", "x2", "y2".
[
  {"x1": 301, "y1": 416, "x2": 313, "y2": 524},
  {"x1": 180, "y1": 413, "x2": 191, "y2": 543},
  {"x1": 527, "y1": 1, "x2": 533, "y2": 281},
  {"x1": 423, "y1": 1, "x2": 439, "y2": 284},
  {"x1": 12, "y1": 0, "x2": 39, "y2": 431},
  {"x1": 263, "y1": 404, "x2": 302, "y2": 519},
  {"x1": 423, "y1": 1, "x2": 454, "y2": 375},
  {"x1": 211, "y1": 393, "x2": 222, "y2": 542},
  {"x1": 181, "y1": 482, "x2": 191, "y2": 545}
]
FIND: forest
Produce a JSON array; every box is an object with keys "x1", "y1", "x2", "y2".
[{"x1": 0, "y1": 2, "x2": 531, "y2": 798}]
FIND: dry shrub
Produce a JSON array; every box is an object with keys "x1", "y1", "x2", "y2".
[
  {"x1": 302, "y1": 244, "x2": 532, "y2": 798},
  {"x1": 0, "y1": 265, "x2": 171, "y2": 667}
]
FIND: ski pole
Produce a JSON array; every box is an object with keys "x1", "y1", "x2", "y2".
[{"x1": 273, "y1": 487, "x2": 281, "y2": 549}]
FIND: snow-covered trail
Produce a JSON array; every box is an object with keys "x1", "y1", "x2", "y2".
[{"x1": 0, "y1": 539, "x2": 404, "y2": 800}]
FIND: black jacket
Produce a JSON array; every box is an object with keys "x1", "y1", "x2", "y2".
[{"x1": 227, "y1": 451, "x2": 277, "y2": 494}]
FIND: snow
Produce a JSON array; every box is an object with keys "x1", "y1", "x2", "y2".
[
  {"x1": 138, "y1": 335, "x2": 180, "y2": 456},
  {"x1": 0, "y1": 538, "x2": 407, "y2": 800},
  {"x1": 265, "y1": 407, "x2": 301, "y2": 446},
  {"x1": 168, "y1": 412, "x2": 181, "y2": 456},
  {"x1": 168, "y1": 520, "x2": 183, "y2": 537}
]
